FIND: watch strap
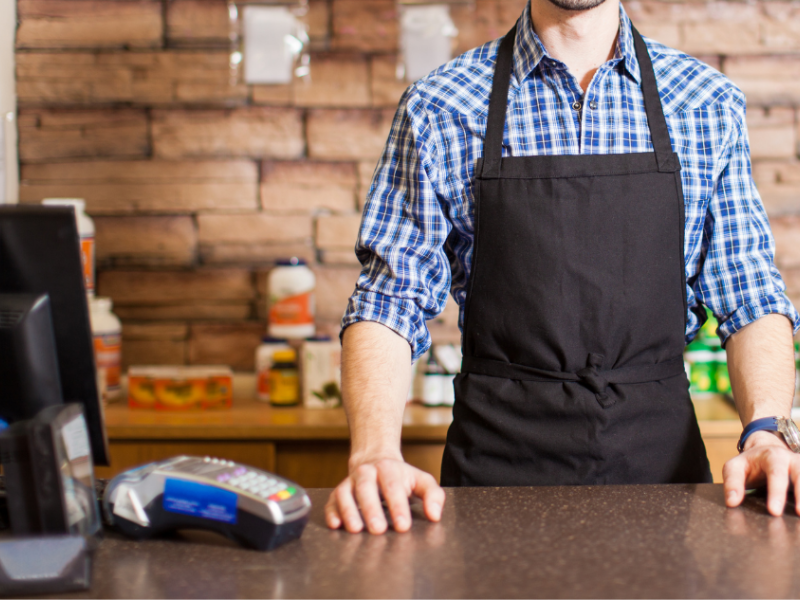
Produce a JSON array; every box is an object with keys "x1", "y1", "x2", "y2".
[{"x1": 738, "y1": 416, "x2": 780, "y2": 452}]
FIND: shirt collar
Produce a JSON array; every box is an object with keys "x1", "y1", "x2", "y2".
[{"x1": 513, "y1": 2, "x2": 642, "y2": 85}]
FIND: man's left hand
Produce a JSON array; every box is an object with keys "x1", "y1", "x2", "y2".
[{"x1": 724, "y1": 430, "x2": 800, "y2": 516}]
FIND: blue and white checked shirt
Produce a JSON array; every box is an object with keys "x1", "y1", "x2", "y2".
[{"x1": 342, "y1": 1, "x2": 800, "y2": 361}]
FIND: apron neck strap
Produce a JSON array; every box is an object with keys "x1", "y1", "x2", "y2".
[
  {"x1": 481, "y1": 22, "x2": 677, "y2": 178},
  {"x1": 481, "y1": 24, "x2": 517, "y2": 179}
]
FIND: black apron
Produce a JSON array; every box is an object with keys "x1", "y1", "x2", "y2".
[{"x1": 440, "y1": 24, "x2": 712, "y2": 486}]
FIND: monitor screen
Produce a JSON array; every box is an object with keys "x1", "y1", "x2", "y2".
[{"x1": 0, "y1": 205, "x2": 109, "y2": 465}]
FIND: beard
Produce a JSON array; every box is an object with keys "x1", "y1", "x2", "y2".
[{"x1": 545, "y1": 0, "x2": 607, "y2": 10}]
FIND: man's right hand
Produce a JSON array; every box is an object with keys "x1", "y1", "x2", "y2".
[{"x1": 324, "y1": 457, "x2": 446, "y2": 534}]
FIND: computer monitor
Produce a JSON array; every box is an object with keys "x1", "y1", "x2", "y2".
[{"x1": 0, "y1": 205, "x2": 109, "y2": 465}]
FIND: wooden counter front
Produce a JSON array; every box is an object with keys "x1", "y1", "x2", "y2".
[{"x1": 97, "y1": 375, "x2": 743, "y2": 486}]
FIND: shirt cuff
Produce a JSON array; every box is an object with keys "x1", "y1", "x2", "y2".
[
  {"x1": 340, "y1": 291, "x2": 432, "y2": 362},
  {"x1": 717, "y1": 291, "x2": 800, "y2": 345}
]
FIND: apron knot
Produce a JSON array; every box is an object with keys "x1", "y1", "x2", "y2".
[{"x1": 576, "y1": 353, "x2": 615, "y2": 408}]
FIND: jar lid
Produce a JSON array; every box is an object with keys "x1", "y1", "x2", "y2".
[
  {"x1": 275, "y1": 257, "x2": 307, "y2": 266},
  {"x1": 42, "y1": 198, "x2": 86, "y2": 210},
  {"x1": 90, "y1": 297, "x2": 113, "y2": 312},
  {"x1": 262, "y1": 336, "x2": 289, "y2": 343},
  {"x1": 272, "y1": 349, "x2": 297, "y2": 362}
]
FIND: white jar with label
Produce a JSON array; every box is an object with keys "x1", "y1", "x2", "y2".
[
  {"x1": 268, "y1": 258, "x2": 316, "y2": 339},
  {"x1": 89, "y1": 297, "x2": 122, "y2": 401},
  {"x1": 42, "y1": 198, "x2": 95, "y2": 296}
]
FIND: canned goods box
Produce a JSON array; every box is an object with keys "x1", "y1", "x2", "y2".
[{"x1": 128, "y1": 366, "x2": 233, "y2": 410}]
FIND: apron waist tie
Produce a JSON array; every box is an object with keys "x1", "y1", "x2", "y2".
[{"x1": 461, "y1": 354, "x2": 686, "y2": 409}]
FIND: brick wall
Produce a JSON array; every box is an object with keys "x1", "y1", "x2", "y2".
[{"x1": 14, "y1": 0, "x2": 800, "y2": 370}]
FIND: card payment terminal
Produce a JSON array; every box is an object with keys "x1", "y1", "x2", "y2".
[{"x1": 103, "y1": 456, "x2": 311, "y2": 551}]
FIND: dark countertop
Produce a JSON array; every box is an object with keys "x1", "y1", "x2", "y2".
[{"x1": 37, "y1": 485, "x2": 800, "y2": 599}]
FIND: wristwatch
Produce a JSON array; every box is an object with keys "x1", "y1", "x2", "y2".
[{"x1": 738, "y1": 416, "x2": 800, "y2": 453}]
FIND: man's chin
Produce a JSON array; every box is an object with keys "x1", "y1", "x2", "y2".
[{"x1": 545, "y1": 0, "x2": 607, "y2": 11}]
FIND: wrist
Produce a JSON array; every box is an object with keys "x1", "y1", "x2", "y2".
[
  {"x1": 742, "y1": 429, "x2": 787, "y2": 452},
  {"x1": 348, "y1": 447, "x2": 404, "y2": 471}
]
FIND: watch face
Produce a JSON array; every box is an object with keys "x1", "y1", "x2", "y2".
[{"x1": 778, "y1": 418, "x2": 800, "y2": 453}]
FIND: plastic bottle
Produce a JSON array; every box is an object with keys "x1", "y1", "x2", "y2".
[
  {"x1": 421, "y1": 350, "x2": 447, "y2": 407},
  {"x1": 267, "y1": 258, "x2": 315, "y2": 339},
  {"x1": 89, "y1": 297, "x2": 122, "y2": 401},
  {"x1": 42, "y1": 198, "x2": 95, "y2": 296},
  {"x1": 685, "y1": 340, "x2": 717, "y2": 397},
  {"x1": 269, "y1": 349, "x2": 300, "y2": 406},
  {"x1": 255, "y1": 337, "x2": 291, "y2": 402}
]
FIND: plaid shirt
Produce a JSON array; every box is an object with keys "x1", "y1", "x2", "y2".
[{"x1": 342, "y1": 1, "x2": 800, "y2": 361}]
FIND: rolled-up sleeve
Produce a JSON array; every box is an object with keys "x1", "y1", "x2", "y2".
[
  {"x1": 341, "y1": 85, "x2": 452, "y2": 361},
  {"x1": 695, "y1": 105, "x2": 800, "y2": 344}
]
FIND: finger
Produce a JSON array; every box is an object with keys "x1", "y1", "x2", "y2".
[
  {"x1": 335, "y1": 480, "x2": 364, "y2": 533},
  {"x1": 412, "y1": 470, "x2": 446, "y2": 522},
  {"x1": 352, "y1": 465, "x2": 387, "y2": 535},
  {"x1": 376, "y1": 462, "x2": 412, "y2": 532},
  {"x1": 723, "y1": 454, "x2": 750, "y2": 508},
  {"x1": 324, "y1": 490, "x2": 342, "y2": 529},
  {"x1": 765, "y1": 449, "x2": 790, "y2": 517},
  {"x1": 790, "y1": 458, "x2": 800, "y2": 517}
]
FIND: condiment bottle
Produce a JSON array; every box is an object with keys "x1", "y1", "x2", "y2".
[
  {"x1": 256, "y1": 337, "x2": 291, "y2": 402},
  {"x1": 269, "y1": 348, "x2": 299, "y2": 406},
  {"x1": 89, "y1": 297, "x2": 122, "y2": 401},
  {"x1": 268, "y1": 258, "x2": 315, "y2": 339},
  {"x1": 42, "y1": 198, "x2": 95, "y2": 296},
  {"x1": 421, "y1": 349, "x2": 447, "y2": 407}
]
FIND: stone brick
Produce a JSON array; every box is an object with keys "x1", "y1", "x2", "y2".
[
  {"x1": 752, "y1": 160, "x2": 783, "y2": 187},
  {"x1": 123, "y1": 339, "x2": 188, "y2": 368},
  {"x1": 316, "y1": 213, "x2": 361, "y2": 250},
  {"x1": 202, "y1": 242, "x2": 316, "y2": 266},
  {"x1": 680, "y1": 22, "x2": 761, "y2": 55},
  {"x1": 197, "y1": 214, "x2": 313, "y2": 264},
  {"x1": 319, "y1": 250, "x2": 360, "y2": 265},
  {"x1": 251, "y1": 84, "x2": 294, "y2": 106},
  {"x1": 294, "y1": 55, "x2": 370, "y2": 108},
  {"x1": 314, "y1": 266, "x2": 361, "y2": 322},
  {"x1": 98, "y1": 269, "x2": 255, "y2": 304},
  {"x1": 631, "y1": 23, "x2": 680, "y2": 49},
  {"x1": 758, "y1": 183, "x2": 800, "y2": 217},
  {"x1": 114, "y1": 303, "x2": 253, "y2": 321},
  {"x1": 94, "y1": 216, "x2": 197, "y2": 268},
  {"x1": 166, "y1": 0, "x2": 229, "y2": 47},
  {"x1": 761, "y1": 18, "x2": 800, "y2": 52},
  {"x1": 19, "y1": 160, "x2": 258, "y2": 214},
  {"x1": 307, "y1": 109, "x2": 394, "y2": 160},
  {"x1": 123, "y1": 322, "x2": 190, "y2": 340},
  {"x1": 189, "y1": 323, "x2": 265, "y2": 371},
  {"x1": 17, "y1": 108, "x2": 148, "y2": 162},
  {"x1": 725, "y1": 56, "x2": 800, "y2": 106},
  {"x1": 121, "y1": 322, "x2": 189, "y2": 368},
  {"x1": 781, "y1": 268, "x2": 800, "y2": 308},
  {"x1": 17, "y1": 0, "x2": 162, "y2": 49},
  {"x1": 308, "y1": 0, "x2": 331, "y2": 49},
  {"x1": 332, "y1": 0, "x2": 397, "y2": 52},
  {"x1": 770, "y1": 216, "x2": 800, "y2": 270},
  {"x1": 357, "y1": 160, "x2": 377, "y2": 209},
  {"x1": 261, "y1": 161, "x2": 357, "y2": 212},
  {"x1": 152, "y1": 108, "x2": 304, "y2": 159},
  {"x1": 747, "y1": 108, "x2": 796, "y2": 160},
  {"x1": 452, "y1": 0, "x2": 502, "y2": 54},
  {"x1": 18, "y1": 51, "x2": 250, "y2": 105},
  {"x1": 371, "y1": 55, "x2": 409, "y2": 108},
  {"x1": 198, "y1": 213, "x2": 313, "y2": 244}
]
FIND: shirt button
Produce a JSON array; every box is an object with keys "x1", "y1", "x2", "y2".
[
  {"x1": 589, "y1": 101, "x2": 598, "y2": 110},
  {"x1": 572, "y1": 101, "x2": 582, "y2": 111}
]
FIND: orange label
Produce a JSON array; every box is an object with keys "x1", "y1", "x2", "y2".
[
  {"x1": 93, "y1": 333, "x2": 121, "y2": 391},
  {"x1": 257, "y1": 369, "x2": 271, "y2": 398},
  {"x1": 81, "y1": 236, "x2": 95, "y2": 292},
  {"x1": 269, "y1": 292, "x2": 314, "y2": 326}
]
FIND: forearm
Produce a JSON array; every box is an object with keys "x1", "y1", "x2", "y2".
[
  {"x1": 341, "y1": 321, "x2": 412, "y2": 468},
  {"x1": 726, "y1": 314, "x2": 795, "y2": 427}
]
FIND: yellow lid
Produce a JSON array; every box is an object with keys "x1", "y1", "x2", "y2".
[{"x1": 272, "y1": 349, "x2": 297, "y2": 362}]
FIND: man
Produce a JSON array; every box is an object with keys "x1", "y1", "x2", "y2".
[{"x1": 325, "y1": 0, "x2": 800, "y2": 535}]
